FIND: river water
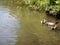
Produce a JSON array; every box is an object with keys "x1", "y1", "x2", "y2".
[
  {"x1": 0, "y1": 1, "x2": 60, "y2": 45},
  {"x1": 0, "y1": 6, "x2": 20, "y2": 45}
]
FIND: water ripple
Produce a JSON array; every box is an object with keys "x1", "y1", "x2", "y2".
[{"x1": 0, "y1": 6, "x2": 19, "y2": 45}]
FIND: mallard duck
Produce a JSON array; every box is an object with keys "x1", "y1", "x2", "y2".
[{"x1": 41, "y1": 19, "x2": 59, "y2": 30}]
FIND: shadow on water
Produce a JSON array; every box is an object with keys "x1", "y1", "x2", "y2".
[{"x1": 54, "y1": 28, "x2": 60, "y2": 32}]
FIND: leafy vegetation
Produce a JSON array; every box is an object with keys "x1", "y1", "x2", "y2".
[{"x1": 2, "y1": 0, "x2": 60, "y2": 11}]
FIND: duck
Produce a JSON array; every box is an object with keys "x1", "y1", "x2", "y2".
[
  {"x1": 41, "y1": 19, "x2": 59, "y2": 30},
  {"x1": 41, "y1": 19, "x2": 47, "y2": 24}
]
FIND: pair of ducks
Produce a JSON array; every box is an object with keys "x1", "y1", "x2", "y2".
[{"x1": 41, "y1": 19, "x2": 59, "y2": 30}]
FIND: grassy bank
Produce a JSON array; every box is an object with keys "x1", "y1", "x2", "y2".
[{"x1": 1, "y1": 0, "x2": 60, "y2": 12}]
